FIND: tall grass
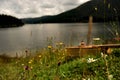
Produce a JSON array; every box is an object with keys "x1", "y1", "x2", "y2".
[{"x1": 0, "y1": 41, "x2": 120, "y2": 80}]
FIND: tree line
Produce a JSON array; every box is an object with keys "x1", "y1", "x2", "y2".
[{"x1": 0, "y1": 14, "x2": 24, "y2": 28}]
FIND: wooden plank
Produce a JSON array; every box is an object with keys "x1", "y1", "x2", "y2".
[
  {"x1": 66, "y1": 46, "x2": 101, "y2": 57},
  {"x1": 66, "y1": 44, "x2": 120, "y2": 57},
  {"x1": 99, "y1": 44, "x2": 120, "y2": 48}
]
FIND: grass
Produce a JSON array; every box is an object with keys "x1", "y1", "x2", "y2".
[{"x1": 0, "y1": 42, "x2": 120, "y2": 80}]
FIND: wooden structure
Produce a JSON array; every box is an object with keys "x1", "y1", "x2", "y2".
[
  {"x1": 66, "y1": 16, "x2": 120, "y2": 57},
  {"x1": 66, "y1": 44, "x2": 120, "y2": 57},
  {"x1": 87, "y1": 16, "x2": 93, "y2": 45}
]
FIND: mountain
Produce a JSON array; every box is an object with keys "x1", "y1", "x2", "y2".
[
  {"x1": 0, "y1": 14, "x2": 24, "y2": 28},
  {"x1": 22, "y1": 0, "x2": 120, "y2": 24},
  {"x1": 21, "y1": 16, "x2": 54, "y2": 24}
]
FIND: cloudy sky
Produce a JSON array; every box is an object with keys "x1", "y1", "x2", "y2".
[{"x1": 0, "y1": 0, "x2": 90, "y2": 18}]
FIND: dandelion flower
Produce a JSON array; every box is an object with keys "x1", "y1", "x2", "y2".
[
  {"x1": 61, "y1": 57, "x2": 64, "y2": 59},
  {"x1": 48, "y1": 46, "x2": 52, "y2": 49},
  {"x1": 93, "y1": 38, "x2": 100, "y2": 41},
  {"x1": 40, "y1": 62, "x2": 42, "y2": 64},
  {"x1": 38, "y1": 55, "x2": 41, "y2": 58},
  {"x1": 59, "y1": 42, "x2": 63, "y2": 45},
  {"x1": 65, "y1": 49, "x2": 67, "y2": 52},
  {"x1": 30, "y1": 59, "x2": 33, "y2": 62},
  {"x1": 22, "y1": 64, "x2": 24, "y2": 66},
  {"x1": 30, "y1": 66, "x2": 33, "y2": 69},
  {"x1": 28, "y1": 61, "x2": 32, "y2": 64}
]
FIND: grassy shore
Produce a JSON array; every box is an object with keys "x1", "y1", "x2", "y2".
[{"x1": 0, "y1": 43, "x2": 120, "y2": 80}]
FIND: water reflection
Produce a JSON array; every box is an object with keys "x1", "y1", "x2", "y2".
[{"x1": 0, "y1": 23, "x2": 119, "y2": 56}]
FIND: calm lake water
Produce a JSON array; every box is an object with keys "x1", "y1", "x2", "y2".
[{"x1": 0, "y1": 23, "x2": 119, "y2": 56}]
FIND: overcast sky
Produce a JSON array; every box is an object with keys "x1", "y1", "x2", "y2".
[{"x1": 0, "y1": 0, "x2": 90, "y2": 18}]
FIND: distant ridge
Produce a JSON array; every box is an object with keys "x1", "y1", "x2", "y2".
[
  {"x1": 0, "y1": 14, "x2": 24, "y2": 28},
  {"x1": 22, "y1": 0, "x2": 120, "y2": 24}
]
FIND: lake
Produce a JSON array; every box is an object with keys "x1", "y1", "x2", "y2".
[{"x1": 0, "y1": 23, "x2": 119, "y2": 56}]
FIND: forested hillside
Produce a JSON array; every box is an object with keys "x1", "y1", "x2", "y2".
[{"x1": 0, "y1": 14, "x2": 24, "y2": 28}]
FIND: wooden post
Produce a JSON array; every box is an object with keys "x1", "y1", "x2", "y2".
[{"x1": 87, "y1": 16, "x2": 93, "y2": 45}]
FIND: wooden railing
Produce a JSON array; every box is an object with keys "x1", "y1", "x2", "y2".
[{"x1": 66, "y1": 44, "x2": 120, "y2": 57}]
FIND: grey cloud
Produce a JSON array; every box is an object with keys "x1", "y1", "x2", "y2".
[
  {"x1": 62, "y1": 0, "x2": 80, "y2": 6},
  {"x1": 0, "y1": 0, "x2": 89, "y2": 18},
  {"x1": 63, "y1": 2, "x2": 79, "y2": 6},
  {"x1": 40, "y1": 4, "x2": 54, "y2": 8}
]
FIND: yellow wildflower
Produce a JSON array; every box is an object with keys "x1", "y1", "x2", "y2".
[
  {"x1": 59, "y1": 42, "x2": 63, "y2": 45},
  {"x1": 93, "y1": 38, "x2": 100, "y2": 41},
  {"x1": 28, "y1": 61, "x2": 32, "y2": 64},
  {"x1": 30, "y1": 66, "x2": 33, "y2": 69},
  {"x1": 38, "y1": 55, "x2": 42, "y2": 58},
  {"x1": 48, "y1": 46, "x2": 52, "y2": 49},
  {"x1": 30, "y1": 59, "x2": 33, "y2": 62},
  {"x1": 40, "y1": 62, "x2": 42, "y2": 64},
  {"x1": 65, "y1": 49, "x2": 67, "y2": 52},
  {"x1": 61, "y1": 56, "x2": 64, "y2": 59}
]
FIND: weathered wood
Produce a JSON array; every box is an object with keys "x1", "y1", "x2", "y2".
[
  {"x1": 66, "y1": 46, "x2": 101, "y2": 57},
  {"x1": 66, "y1": 44, "x2": 120, "y2": 57},
  {"x1": 98, "y1": 44, "x2": 120, "y2": 48},
  {"x1": 87, "y1": 16, "x2": 93, "y2": 45},
  {"x1": 66, "y1": 47, "x2": 80, "y2": 57},
  {"x1": 98, "y1": 44, "x2": 120, "y2": 54}
]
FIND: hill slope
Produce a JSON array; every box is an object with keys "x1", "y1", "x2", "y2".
[
  {"x1": 22, "y1": 0, "x2": 120, "y2": 23},
  {"x1": 0, "y1": 14, "x2": 24, "y2": 28}
]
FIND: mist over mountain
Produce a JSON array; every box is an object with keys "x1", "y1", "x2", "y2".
[{"x1": 22, "y1": 0, "x2": 120, "y2": 24}]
